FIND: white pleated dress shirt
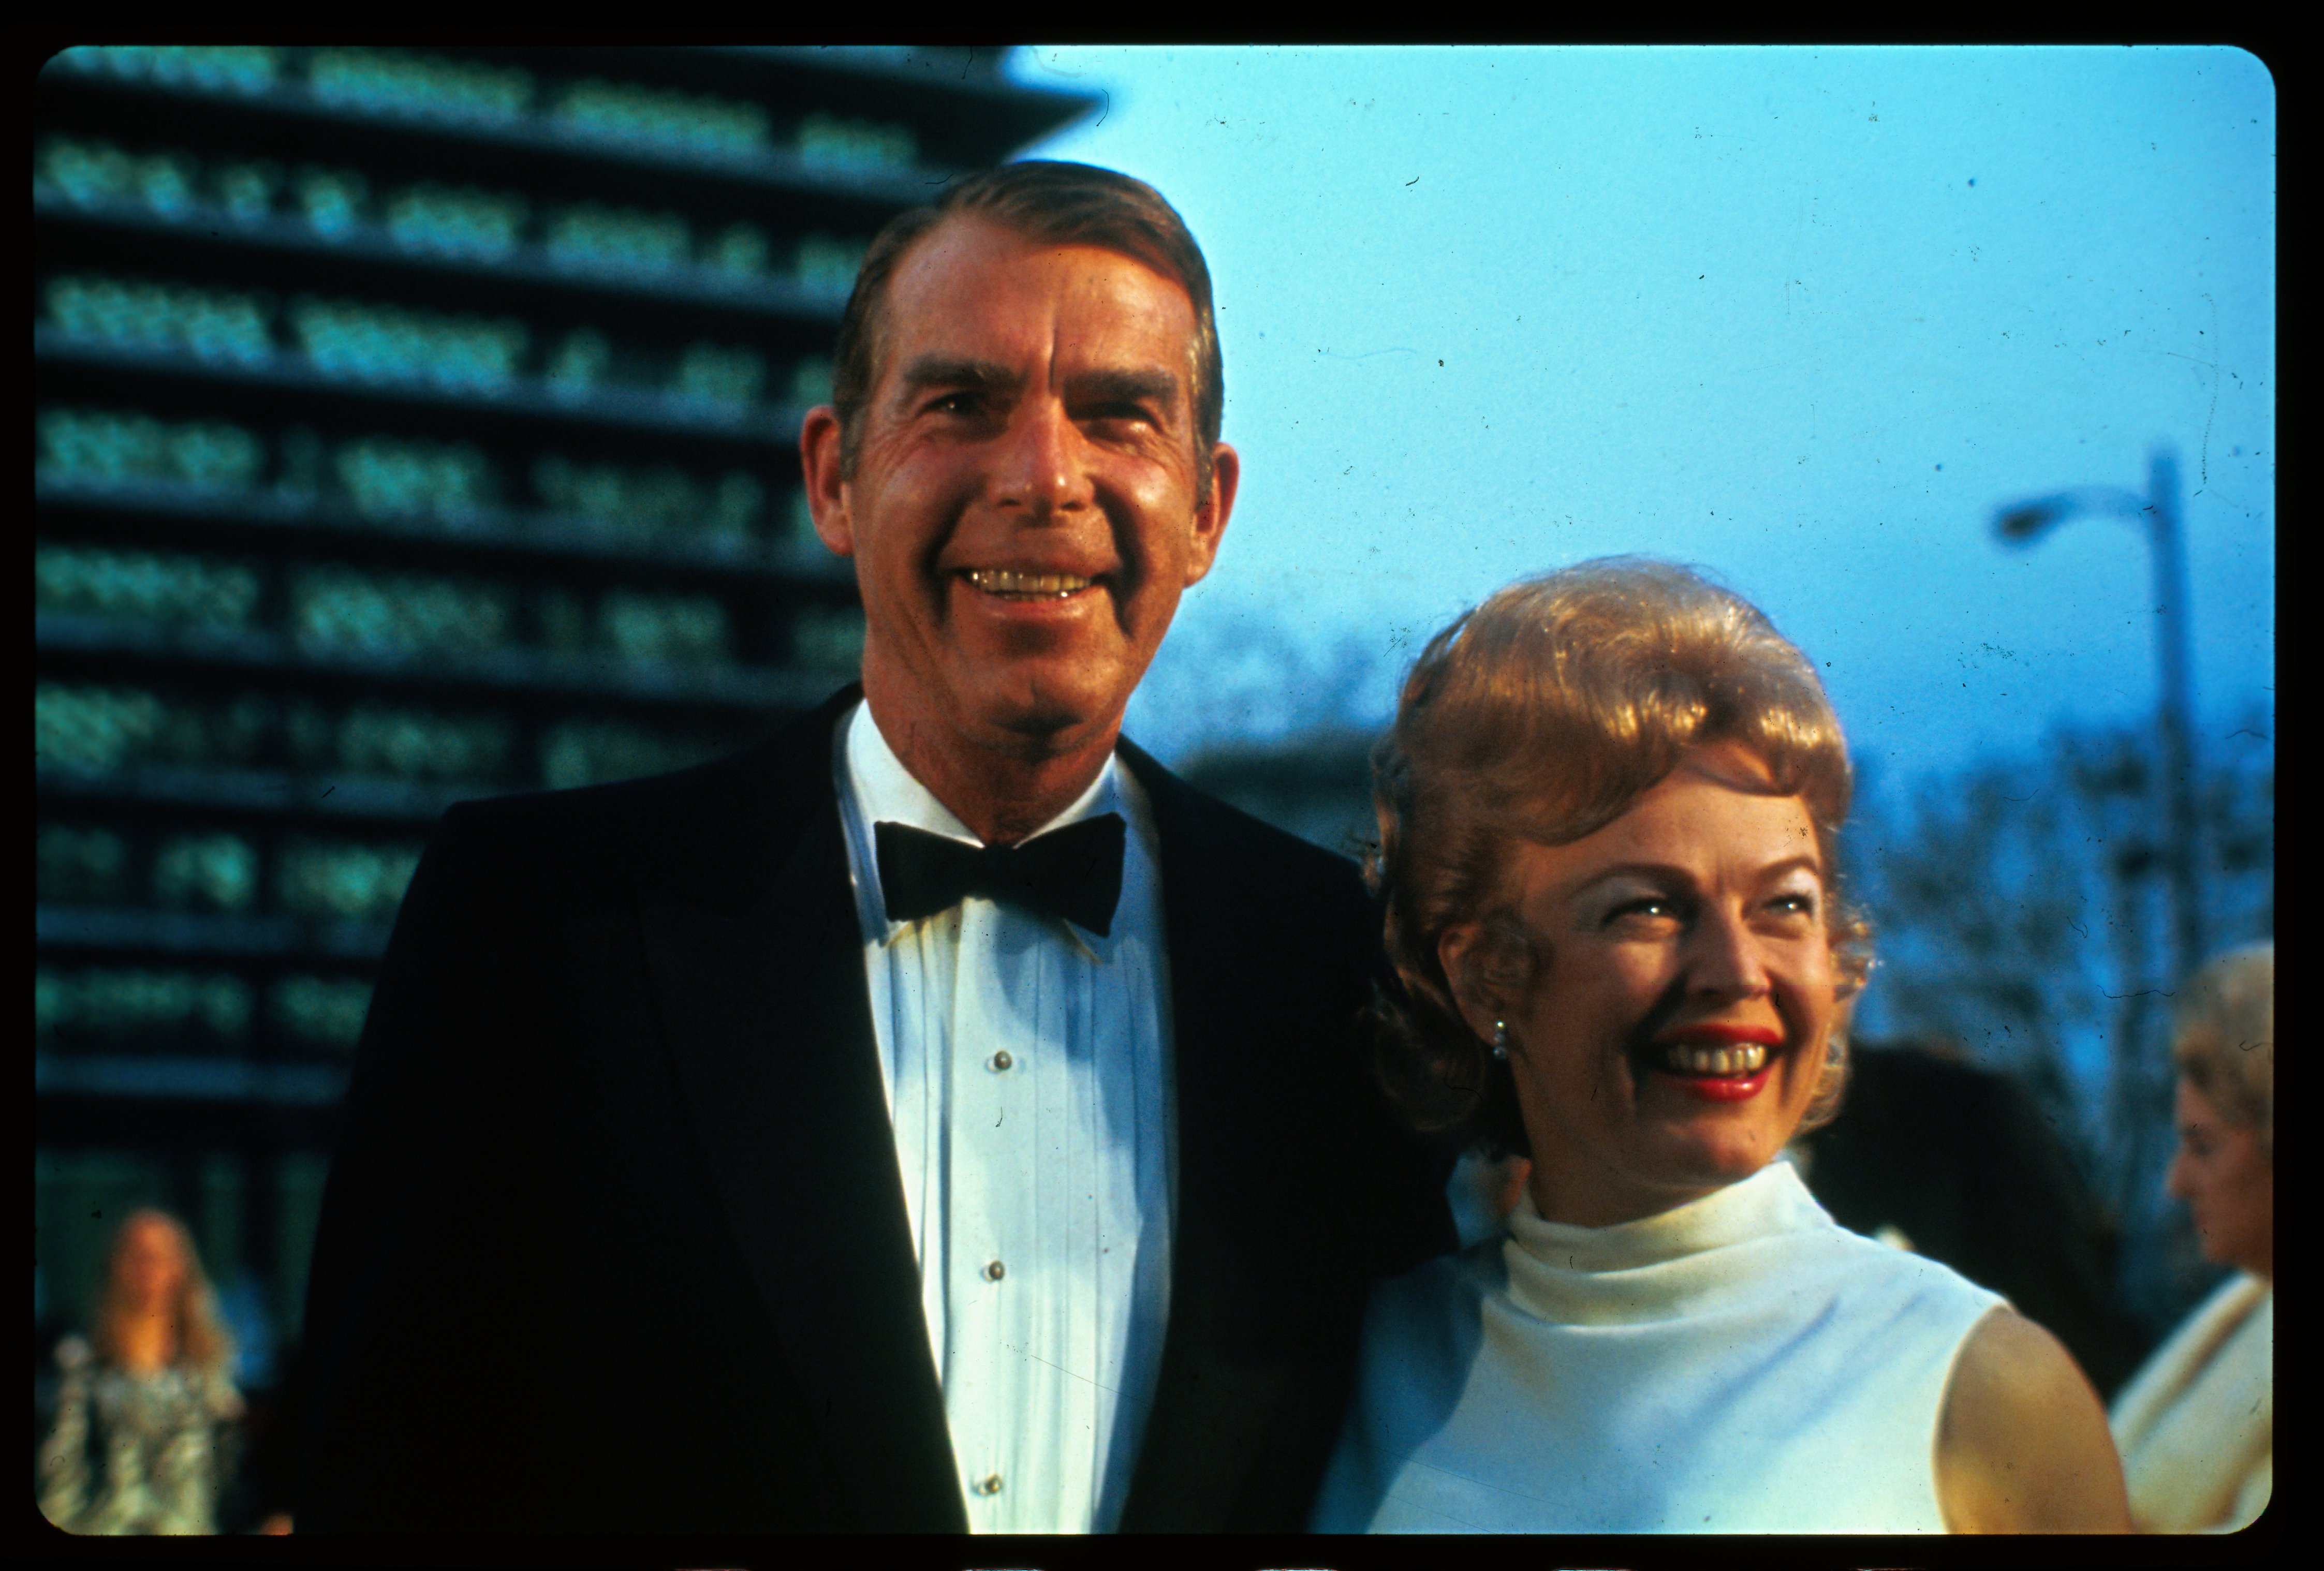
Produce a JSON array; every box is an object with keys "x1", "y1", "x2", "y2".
[{"x1": 832, "y1": 701, "x2": 1176, "y2": 1534}]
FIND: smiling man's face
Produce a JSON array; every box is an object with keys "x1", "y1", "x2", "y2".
[{"x1": 807, "y1": 215, "x2": 1235, "y2": 790}]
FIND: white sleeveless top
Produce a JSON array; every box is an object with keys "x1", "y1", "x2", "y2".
[{"x1": 1312, "y1": 1159, "x2": 2006, "y2": 1533}]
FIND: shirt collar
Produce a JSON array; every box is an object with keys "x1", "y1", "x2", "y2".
[{"x1": 839, "y1": 699, "x2": 1125, "y2": 959}]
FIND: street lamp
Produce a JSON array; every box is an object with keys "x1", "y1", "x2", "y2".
[{"x1": 1992, "y1": 446, "x2": 2204, "y2": 991}]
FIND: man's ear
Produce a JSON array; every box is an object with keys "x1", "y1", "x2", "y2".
[
  {"x1": 1182, "y1": 440, "x2": 1239, "y2": 587},
  {"x1": 1436, "y1": 922, "x2": 1503, "y2": 1046},
  {"x1": 798, "y1": 405, "x2": 854, "y2": 558}
]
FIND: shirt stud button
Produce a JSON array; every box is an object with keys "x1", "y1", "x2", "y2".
[
  {"x1": 990, "y1": 1049, "x2": 1013, "y2": 1072},
  {"x1": 983, "y1": 1259, "x2": 1005, "y2": 1282},
  {"x1": 976, "y1": 1472, "x2": 1003, "y2": 1495}
]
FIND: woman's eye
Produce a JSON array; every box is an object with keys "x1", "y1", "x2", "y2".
[
  {"x1": 1768, "y1": 892, "x2": 1819, "y2": 918},
  {"x1": 1608, "y1": 897, "x2": 1679, "y2": 925}
]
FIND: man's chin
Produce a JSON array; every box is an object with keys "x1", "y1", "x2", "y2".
[{"x1": 967, "y1": 671, "x2": 1127, "y2": 758}]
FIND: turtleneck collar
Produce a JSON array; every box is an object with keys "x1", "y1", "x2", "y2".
[{"x1": 1499, "y1": 1158, "x2": 1834, "y2": 1326}]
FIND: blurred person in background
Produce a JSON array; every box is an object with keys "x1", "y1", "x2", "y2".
[
  {"x1": 2110, "y1": 943, "x2": 2272, "y2": 1533},
  {"x1": 37, "y1": 1209, "x2": 244, "y2": 1535},
  {"x1": 1313, "y1": 560, "x2": 2128, "y2": 1533}
]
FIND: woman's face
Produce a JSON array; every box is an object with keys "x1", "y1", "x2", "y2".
[
  {"x1": 2166, "y1": 1078, "x2": 2273, "y2": 1278},
  {"x1": 1443, "y1": 742, "x2": 1838, "y2": 1227},
  {"x1": 115, "y1": 1215, "x2": 188, "y2": 1313}
]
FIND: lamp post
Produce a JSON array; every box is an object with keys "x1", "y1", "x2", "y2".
[{"x1": 1993, "y1": 446, "x2": 2205, "y2": 992}]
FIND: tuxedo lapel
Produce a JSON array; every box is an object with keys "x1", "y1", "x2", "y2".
[
  {"x1": 1115, "y1": 743, "x2": 1344, "y2": 1531},
  {"x1": 639, "y1": 709, "x2": 967, "y2": 1531}
]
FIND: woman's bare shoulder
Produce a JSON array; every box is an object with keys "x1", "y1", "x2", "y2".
[{"x1": 1934, "y1": 1307, "x2": 2131, "y2": 1533}]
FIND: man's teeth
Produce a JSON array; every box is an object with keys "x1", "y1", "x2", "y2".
[
  {"x1": 965, "y1": 569, "x2": 1094, "y2": 597},
  {"x1": 1659, "y1": 1042, "x2": 1769, "y2": 1076}
]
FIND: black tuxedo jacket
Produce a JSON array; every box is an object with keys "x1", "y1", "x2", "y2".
[{"x1": 297, "y1": 686, "x2": 1455, "y2": 1533}]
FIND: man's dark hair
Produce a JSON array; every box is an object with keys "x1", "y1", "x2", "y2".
[{"x1": 829, "y1": 160, "x2": 1224, "y2": 483}]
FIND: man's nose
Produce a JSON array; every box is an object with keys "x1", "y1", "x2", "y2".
[{"x1": 990, "y1": 394, "x2": 1093, "y2": 518}]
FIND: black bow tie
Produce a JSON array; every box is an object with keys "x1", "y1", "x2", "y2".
[{"x1": 875, "y1": 814, "x2": 1127, "y2": 937}]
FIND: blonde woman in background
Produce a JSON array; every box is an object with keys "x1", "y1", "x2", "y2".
[
  {"x1": 2111, "y1": 944, "x2": 2273, "y2": 1532},
  {"x1": 38, "y1": 1209, "x2": 244, "y2": 1534}
]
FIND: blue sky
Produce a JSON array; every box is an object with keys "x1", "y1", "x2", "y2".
[{"x1": 1003, "y1": 46, "x2": 2275, "y2": 797}]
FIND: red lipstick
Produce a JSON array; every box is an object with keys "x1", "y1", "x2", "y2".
[
  {"x1": 1672, "y1": 1066, "x2": 1772, "y2": 1102},
  {"x1": 1645, "y1": 1020, "x2": 1783, "y2": 1101}
]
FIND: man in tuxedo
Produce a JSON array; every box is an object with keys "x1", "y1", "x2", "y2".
[{"x1": 296, "y1": 161, "x2": 1455, "y2": 1533}]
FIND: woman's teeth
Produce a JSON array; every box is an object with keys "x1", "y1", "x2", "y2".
[
  {"x1": 965, "y1": 569, "x2": 1093, "y2": 599},
  {"x1": 1658, "y1": 1042, "x2": 1769, "y2": 1077}
]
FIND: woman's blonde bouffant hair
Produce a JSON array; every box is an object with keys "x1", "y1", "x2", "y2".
[{"x1": 1366, "y1": 557, "x2": 1871, "y2": 1154}]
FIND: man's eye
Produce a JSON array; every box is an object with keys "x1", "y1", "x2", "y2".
[
  {"x1": 1768, "y1": 892, "x2": 1819, "y2": 918},
  {"x1": 1084, "y1": 402, "x2": 1154, "y2": 426}
]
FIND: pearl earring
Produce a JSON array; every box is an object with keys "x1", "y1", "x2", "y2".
[{"x1": 1491, "y1": 1021, "x2": 1510, "y2": 1061}]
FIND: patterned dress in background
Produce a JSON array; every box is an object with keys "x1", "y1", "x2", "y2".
[{"x1": 37, "y1": 1335, "x2": 243, "y2": 1535}]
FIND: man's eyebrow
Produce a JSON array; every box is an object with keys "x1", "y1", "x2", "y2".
[
  {"x1": 894, "y1": 355, "x2": 1025, "y2": 399},
  {"x1": 1066, "y1": 366, "x2": 1182, "y2": 411}
]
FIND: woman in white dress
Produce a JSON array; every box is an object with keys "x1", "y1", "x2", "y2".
[
  {"x1": 1313, "y1": 559, "x2": 2128, "y2": 1533},
  {"x1": 2110, "y1": 944, "x2": 2272, "y2": 1532}
]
